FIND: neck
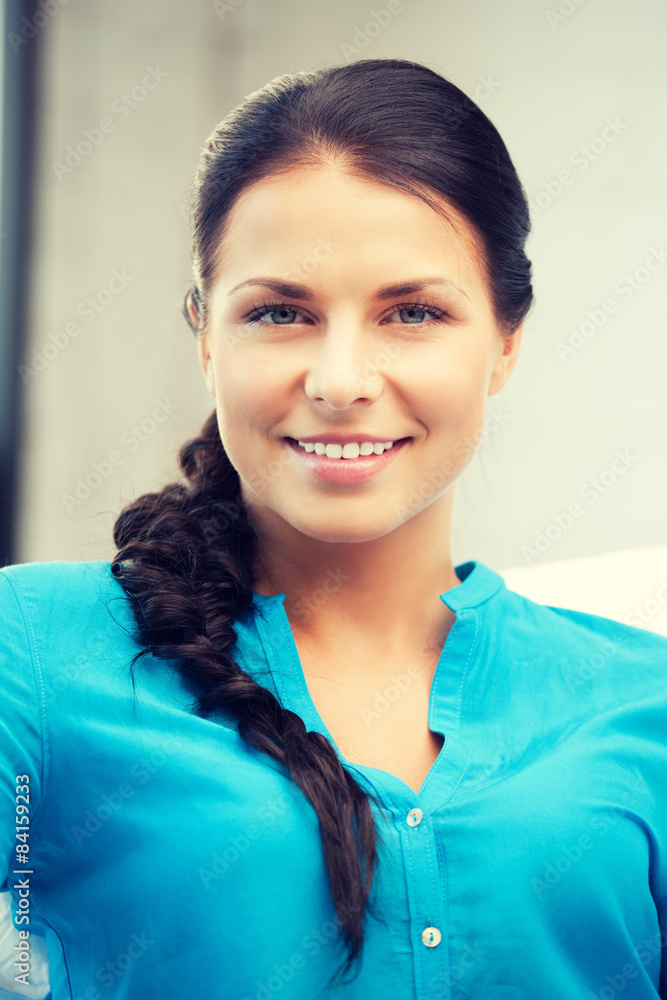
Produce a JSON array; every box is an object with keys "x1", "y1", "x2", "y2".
[{"x1": 248, "y1": 490, "x2": 461, "y2": 665}]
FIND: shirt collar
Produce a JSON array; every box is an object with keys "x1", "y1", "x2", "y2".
[{"x1": 251, "y1": 559, "x2": 507, "y2": 612}]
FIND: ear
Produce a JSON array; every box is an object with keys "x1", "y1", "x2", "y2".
[
  {"x1": 487, "y1": 322, "x2": 523, "y2": 396},
  {"x1": 196, "y1": 332, "x2": 216, "y2": 397}
]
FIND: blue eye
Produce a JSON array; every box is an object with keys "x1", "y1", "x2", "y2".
[
  {"x1": 245, "y1": 301, "x2": 310, "y2": 326},
  {"x1": 383, "y1": 302, "x2": 448, "y2": 325},
  {"x1": 243, "y1": 298, "x2": 449, "y2": 328}
]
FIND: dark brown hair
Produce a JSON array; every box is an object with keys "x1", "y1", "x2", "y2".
[{"x1": 111, "y1": 57, "x2": 533, "y2": 990}]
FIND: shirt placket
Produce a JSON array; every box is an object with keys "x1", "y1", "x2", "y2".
[{"x1": 252, "y1": 593, "x2": 480, "y2": 1000}]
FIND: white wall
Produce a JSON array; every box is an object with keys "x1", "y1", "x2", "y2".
[{"x1": 15, "y1": 0, "x2": 667, "y2": 573}]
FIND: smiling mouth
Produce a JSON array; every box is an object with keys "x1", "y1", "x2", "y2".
[{"x1": 284, "y1": 436, "x2": 412, "y2": 460}]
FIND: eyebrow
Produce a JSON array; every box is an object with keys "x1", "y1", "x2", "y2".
[{"x1": 227, "y1": 276, "x2": 470, "y2": 301}]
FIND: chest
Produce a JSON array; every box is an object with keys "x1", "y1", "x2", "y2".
[{"x1": 297, "y1": 654, "x2": 445, "y2": 796}]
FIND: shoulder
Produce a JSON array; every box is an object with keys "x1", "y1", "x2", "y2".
[
  {"x1": 0, "y1": 558, "x2": 121, "y2": 610},
  {"x1": 493, "y1": 548, "x2": 667, "y2": 664},
  {"x1": 0, "y1": 561, "x2": 150, "y2": 730},
  {"x1": 0, "y1": 557, "x2": 114, "y2": 594},
  {"x1": 494, "y1": 586, "x2": 667, "y2": 703},
  {"x1": 0, "y1": 559, "x2": 134, "y2": 657},
  {"x1": 501, "y1": 584, "x2": 667, "y2": 652}
]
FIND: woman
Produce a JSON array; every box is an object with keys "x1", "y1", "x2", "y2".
[{"x1": 2, "y1": 57, "x2": 667, "y2": 1000}]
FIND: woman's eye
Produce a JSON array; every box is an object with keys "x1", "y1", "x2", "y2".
[
  {"x1": 384, "y1": 303, "x2": 447, "y2": 325},
  {"x1": 246, "y1": 303, "x2": 309, "y2": 326},
  {"x1": 245, "y1": 300, "x2": 447, "y2": 327}
]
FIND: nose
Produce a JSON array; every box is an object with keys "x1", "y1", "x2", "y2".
[{"x1": 303, "y1": 322, "x2": 384, "y2": 410}]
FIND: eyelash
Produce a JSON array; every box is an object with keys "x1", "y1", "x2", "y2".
[{"x1": 244, "y1": 298, "x2": 449, "y2": 329}]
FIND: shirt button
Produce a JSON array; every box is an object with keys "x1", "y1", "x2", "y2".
[
  {"x1": 406, "y1": 807, "x2": 423, "y2": 826},
  {"x1": 421, "y1": 926, "x2": 442, "y2": 947}
]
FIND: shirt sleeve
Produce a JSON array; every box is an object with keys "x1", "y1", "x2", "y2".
[
  {"x1": 0, "y1": 571, "x2": 53, "y2": 999},
  {"x1": 0, "y1": 570, "x2": 46, "y2": 894}
]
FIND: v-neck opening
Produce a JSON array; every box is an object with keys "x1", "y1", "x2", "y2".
[{"x1": 249, "y1": 560, "x2": 506, "y2": 806}]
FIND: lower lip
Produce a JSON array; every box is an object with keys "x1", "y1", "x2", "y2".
[{"x1": 285, "y1": 437, "x2": 411, "y2": 483}]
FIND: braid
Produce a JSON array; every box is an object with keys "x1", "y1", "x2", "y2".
[{"x1": 110, "y1": 410, "x2": 387, "y2": 989}]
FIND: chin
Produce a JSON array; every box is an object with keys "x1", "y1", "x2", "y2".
[{"x1": 285, "y1": 513, "x2": 400, "y2": 545}]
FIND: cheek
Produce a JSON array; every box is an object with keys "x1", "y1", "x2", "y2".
[
  {"x1": 211, "y1": 357, "x2": 288, "y2": 486},
  {"x1": 213, "y1": 359, "x2": 270, "y2": 437},
  {"x1": 410, "y1": 365, "x2": 491, "y2": 481},
  {"x1": 408, "y1": 351, "x2": 490, "y2": 431}
]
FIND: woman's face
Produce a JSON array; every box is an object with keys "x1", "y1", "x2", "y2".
[{"x1": 197, "y1": 164, "x2": 522, "y2": 544}]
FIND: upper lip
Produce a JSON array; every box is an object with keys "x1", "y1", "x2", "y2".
[{"x1": 287, "y1": 433, "x2": 409, "y2": 444}]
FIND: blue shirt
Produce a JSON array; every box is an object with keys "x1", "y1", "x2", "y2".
[{"x1": 1, "y1": 557, "x2": 667, "y2": 1000}]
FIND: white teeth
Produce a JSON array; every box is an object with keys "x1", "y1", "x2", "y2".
[{"x1": 296, "y1": 439, "x2": 396, "y2": 459}]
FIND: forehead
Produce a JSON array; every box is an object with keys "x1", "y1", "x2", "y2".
[{"x1": 212, "y1": 165, "x2": 489, "y2": 298}]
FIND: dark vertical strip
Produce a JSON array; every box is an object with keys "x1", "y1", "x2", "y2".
[{"x1": 0, "y1": 0, "x2": 41, "y2": 566}]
